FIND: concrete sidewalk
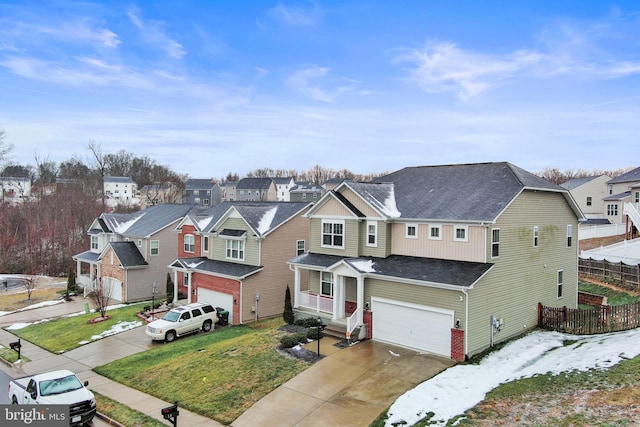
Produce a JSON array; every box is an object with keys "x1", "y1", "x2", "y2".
[{"x1": 0, "y1": 298, "x2": 220, "y2": 426}]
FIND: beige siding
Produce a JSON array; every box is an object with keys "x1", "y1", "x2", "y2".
[
  {"x1": 340, "y1": 187, "x2": 382, "y2": 218},
  {"x1": 309, "y1": 217, "x2": 360, "y2": 257},
  {"x1": 359, "y1": 220, "x2": 390, "y2": 258},
  {"x1": 365, "y1": 278, "x2": 465, "y2": 323},
  {"x1": 241, "y1": 211, "x2": 310, "y2": 322},
  {"x1": 314, "y1": 199, "x2": 356, "y2": 217},
  {"x1": 211, "y1": 217, "x2": 260, "y2": 266},
  {"x1": 391, "y1": 223, "x2": 485, "y2": 262},
  {"x1": 465, "y1": 190, "x2": 579, "y2": 356}
]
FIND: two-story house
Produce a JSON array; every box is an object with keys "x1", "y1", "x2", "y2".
[
  {"x1": 288, "y1": 162, "x2": 584, "y2": 360},
  {"x1": 0, "y1": 176, "x2": 31, "y2": 202},
  {"x1": 169, "y1": 201, "x2": 312, "y2": 325},
  {"x1": 290, "y1": 182, "x2": 324, "y2": 202},
  {"x1": 103, "y1": 176, "x2": 138, "y2": 208},
  {"x1": 606, "y1": 167, "x2": 640, "y2": 236},
  {"x1": 220, "y1": 181, "x2": 238, "y2": 201},
  {"x1": 273, "y1": 177, "x2": 296, "y2": 201},
  {"x1": 560, "y1": 175, "x2": 610, "y2": 221},
  {"x1": 73, "y1": 204, "x2": 196, "y2": 303},
  {"x1": 183, "y1": 178, "x2": 222, "y2": 206},
  {"x1": 235, "y1": 178, "x2": 277, "y2": 201}
]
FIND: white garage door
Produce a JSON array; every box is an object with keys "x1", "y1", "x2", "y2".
[
  {"x1": 197, "y1": 288, "x2": 234, "y2": 324},
  {"x1": 100, "y1": 277, "x2": 122, "y2": 302},
  {"x1": 372, "y1": 297, "x2": 453, "y2": 357}
]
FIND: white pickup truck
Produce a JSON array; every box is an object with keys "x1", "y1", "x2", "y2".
[
  {"x1": 145, "y1": 302, "x2": 219, "y2": 342},
  {"x1": 8, "y1": 369, "x2": 97, "y2": 426}
]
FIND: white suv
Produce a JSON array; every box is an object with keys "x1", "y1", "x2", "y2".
[{"x1": 145, "y1": 302, "x2": 219, "y2": 342}]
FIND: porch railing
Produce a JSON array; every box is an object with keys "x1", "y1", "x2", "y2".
[
  {"x1": 297, "y1": 291, "x2": 333, "y2": 313},
  {"x1": 346, "y1": 307, "x2": 361, "y2": 340},
  {"x1": 76, "y1": 274, "x2": 92, "y2": 287}
]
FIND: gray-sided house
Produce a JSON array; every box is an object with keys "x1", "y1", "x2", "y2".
[
  {"x1": 169, "y1": 201, "x2": 312, "y2": 325},
  {"x1": 183, "y1": 178, "x2": 222, "y2": 206},
  {"x1": 288, "y1": 162, "x2": 584, "y2": 360},
  {"x1": 73, "y1": 204, "x2": 196, "y2": 303}
]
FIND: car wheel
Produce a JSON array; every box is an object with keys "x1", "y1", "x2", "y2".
[
  {"x1": 165, "y1": 330, "x2": 176, "y2": 342},
  {"x1": 202, "y1": 320, "x2": 212, "y2": 332}
]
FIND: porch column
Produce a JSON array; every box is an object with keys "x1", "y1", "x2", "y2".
[
  {"x1": 293, "y1": 267, "x2": 300, "y2": 309},
  {"x1": 357, "y1": 275, "x2": 364, "y2": 324},
  {"x1": 187, "y1": 272, "x2": 193, "y2": 304},
  {"x1": 332, "y1": 274, "x2": 339, "y2": 321},
  {"x1": 172, "y1": 270, "x2": 179, "y2": 304}
]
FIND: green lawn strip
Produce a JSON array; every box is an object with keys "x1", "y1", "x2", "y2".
[
  {"x1": 94, "y1": 318, "x2": 309, "y2": 425},
  {"x1": 93, "y1": 391, "x2": 166, "y2": 427},
  {"x1": 579, "y1": 280, "x2": 640, "y2": 305},
  {"x1": 6, "y1": 303, "x2": 146, "y2": 353},
  {"x1": 0, "y1": 344, "x2": 30, "y2": 363}
]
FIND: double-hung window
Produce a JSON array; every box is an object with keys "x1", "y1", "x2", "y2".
[
  {"x1": 226, "y1": 239, "x2": 244, "y2": 260},
  {"x1": 202, "y1": 236, "x2": 209, "y2": 252},
  {"x1": 184, "y1": 234, "x2": 195, "y2": 253},
  {"x1": 567, "y1": 225, "x2": 573, "y2": 247},
  {"x1": 557, "y1": 270, "x2": 564, "y2": 298},
  {"x1": 296, "y1": 240, "x2": 305, "y2": 256},
  {"x1": 491, "y1": 228, "x2": 500, "y2": 258},
  {"x1": 406, "y1": 224, "x2": 417, "y2": 238},
  {"x1": 367, "y1": 221, "x2": 377, "y2": 247},
  {"x1": 321, "y1": 272, "x2": 333, "y2": 296},
  {"x1": 150, "y1": 240, "x2": 159, "y2": 256},
  {"x1": 429, "y1": 224, "x2": 442, "y2": 240},
  {"x1": 91, "y1": 236, "x2": 99, "y2": 251},
  {"x1": 533, "y1": 226, "x2": 539, "y2": 247},
  {"x1": 322, "y1": 220, "x2": 344, "y2": 248}
]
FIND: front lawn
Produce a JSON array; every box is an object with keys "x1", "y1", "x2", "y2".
[
  {"x1": 6, "y1": 303, "x2": 145, "y2": 353},
  {"x1": 94, "y1": 317, "x2": 310, "y2": 425}
]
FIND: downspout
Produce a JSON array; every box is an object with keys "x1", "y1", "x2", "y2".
[
  {"x1": 239, "y1": 280, "x2": 243, "y2": 324},
  {"x1": 462, "y1": 288, "x2": 469, "y2": 360}
]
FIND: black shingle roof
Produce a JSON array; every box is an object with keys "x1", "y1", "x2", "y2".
[
  {"x1": 288, "y1": 253, "x2": 492, "y2": 288},
  {"x1": 109, "y1": 242, "x2": 148, "y2": 267},
  {"x1": 172, "y1": 257, "x2": 262, "y2": 279}
]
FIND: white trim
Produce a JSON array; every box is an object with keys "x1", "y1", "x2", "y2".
[
  {"x1": 366, "y1": 220, "x2": 378, "y2": 247},
  {"x1": 453, "y1": 225, "x2": 469, "y2": 242},
  {"x1": 405, "y1": 224, "x2": 418, "y2": 239},
  {"x1": 321, "y1": 219, "x2": 345, "y2": 249},
  {"x1": 429, "y1": 224, "x2": 442, "y2": 240}
]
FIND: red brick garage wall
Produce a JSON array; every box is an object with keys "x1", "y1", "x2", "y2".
[{"x1": 192, "y1": 273, "x2": 240, "y2": 325}]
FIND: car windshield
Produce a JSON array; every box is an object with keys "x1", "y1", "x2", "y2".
[
  {"x1": 39, "y1": 375, "x2": 83, "y2": 397},
  {"x1": 163, "y1": 311, "x2": 180, "y2": 322}
]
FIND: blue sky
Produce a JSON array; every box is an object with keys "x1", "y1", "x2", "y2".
[{"x1": 1, "y1": 1, "x2": 638, "y2": 178}]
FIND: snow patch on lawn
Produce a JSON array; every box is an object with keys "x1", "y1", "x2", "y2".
[{"x1": 385, "y1": 328, "x2": 640, "y2": 427}]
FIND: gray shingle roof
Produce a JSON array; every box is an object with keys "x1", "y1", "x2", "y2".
[
  {"x1": 288, "y1": 253, "x2": 492, "y2": 288},
  {"x1": 236, "y1": 177, "x2": 274, "y2": 190},
  {"x1": 368, "y1": 162, "x2": 565, "y2": 222},
  {"x1": 560, "y1": 175, "x2": 603, "y2": 190},
  {"x1": 607, "y1": 167, "x2": 640, "y2": 184},
  {"x1": 171, "y1": 257, "x2": 262, "y2": 279},
  {"x1": 108, "y1": 242, "x2": 148, "y2": 267},
  {"x1": 185, "y1": 179, "x2": 216, "y2": 190},
  {"x1": 101, "y1": 204, "x2": 195, "y2": 237},
  {"x1": 72, "y1": 250, "x2": 100, "y2": 263}
]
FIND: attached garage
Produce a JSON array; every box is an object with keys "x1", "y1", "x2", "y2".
[
  {"x1": 197, "y1": 288, "x2": 234, "y2": 325},
  {"x1": 372, "y1": 297, "x2": 454, "y2": 357},
  {"x1": 102, "y1": 277, "x2": 123, "y2": 302}
]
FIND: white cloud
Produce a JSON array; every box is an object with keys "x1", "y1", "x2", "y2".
[
  {"x1": 269, "y1": 2, "x2": 320, "y2": 27},
  {"x1": 127, "y1": 9, "x2": 185, "y2": 59},
  {"x1": 287, "y1": 65, "x2": 354, "y2": 102},
  {"x1": 394, "y1": 41, "x2": 543, "y2": 101}
]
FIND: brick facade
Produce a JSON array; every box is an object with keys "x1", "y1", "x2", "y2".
[
  {"x1": 191, "y1": 273, "x2": 241, "y2": 325},
  {"x1": 451, "y1": 328, "x2": 465, "y2": 362},
  {"x1": 99, "y1": 247, "x2": 125, "y2": 301}
]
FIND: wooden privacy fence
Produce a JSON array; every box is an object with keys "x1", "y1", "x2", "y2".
[
  {"x1": 538, "y1": 302, "x2": 640, "y2": 334},
  {"x1": 579, "y1": 257, "x2": 640, "y2": 291}
]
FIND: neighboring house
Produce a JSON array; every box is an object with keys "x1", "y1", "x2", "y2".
[
  {"x1": 104, "y1": 176, "x2": 139, "y2": 208},
  {"x1": 288, "y1": 162, "x2": 584, "y2": 361},
  {"x1": 56, "y1": 178, "x2": 84, "y2": 193},
  {"x1": 139, "y1": 182, "x2": 182, "y2": 208},
  {"x1": 235, "y1": 178, "x2": 277, "y2": 201},
  {"x1": 290, "y1": 182, "x2": 324, "y2": 202},
  {"x1": 220, "y1": 181, "x2": 238, "y2": 201},
  {"x1": 183, "y1": 178, "x2": 222, "y2": 206},
  {"x1": 169, "y1": 201, "x2": 312, "y2": 325},
  {"x1": 0, "y1": 176, "x2": 31, "y2": 201},
  {"x1": 322, "y1": 178, "x2": 346, "y2": 191},
  {"x1": 72, "y1": 204, "x2": 196, "y2": 303},
  {"x1": 273, "y1": 177, "x2": 296, "y2": 201},
  {"x1": 606, "y1": 167, "x2": 640, "y2": 236},
  {"x1": 560, "y1": 175, "x2": 610, "y2": 220}
]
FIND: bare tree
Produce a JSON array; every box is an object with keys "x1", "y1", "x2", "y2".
[
  {"x1": 88, "y1": 141, "x2": 107, "y2": 205},
  {"x1": 88, "y1": 278, "x2": 115, "y2": 318},
  {"x1": 21, "y1": 275, "x2": 39, "y2": 301},
  {"x1": 0, "y1": 130, "x2": 14, "y2": 165}
]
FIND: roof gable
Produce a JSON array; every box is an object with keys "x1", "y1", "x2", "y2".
[
  {"x1": 101, "y1": 204, "x2": 195, "y2": 237},
  {"x1": 210, "y1": 202, "x2": 311, "y2": 237},
  {"x1": 101, "y1": 242, "x2": 148, "y2": 267}
]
